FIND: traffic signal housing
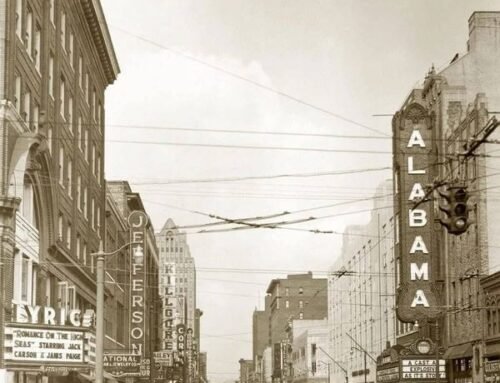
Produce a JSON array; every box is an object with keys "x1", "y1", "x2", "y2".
[{"x1": 438, "y1": 185, "x2": 471, "y2": 235}]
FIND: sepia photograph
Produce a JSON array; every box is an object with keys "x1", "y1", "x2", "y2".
[{"x1": 0, "y1": 1, "x2": 499, "y2": 383}]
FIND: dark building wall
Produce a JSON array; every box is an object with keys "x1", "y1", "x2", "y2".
[
  {"x1": 266, "y1": 273, "x2": 327, "y2": 346},
  {"x1": 253, "y1": 309, "x2": 268, "y2": 364}
]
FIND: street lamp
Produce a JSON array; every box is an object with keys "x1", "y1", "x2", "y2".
[{"x1": 92, "y1": 240, "x2": 141, "y2": 383}]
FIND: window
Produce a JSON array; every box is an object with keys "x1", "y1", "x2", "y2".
[
  {"x1": 67, "y1": 158, "x2": 72, "y2": 196},
  {"x1": 47, "y1": 127, "x2": 53, "y2": 154},
  {"x1": 299, "y1": 300, "x2": 304, "y2": 308},
  {"x1": 92, "y1": 88, "x2": 96, "y2": 120},
  {"x1": 33, "y1": 103, "x2": 39, "y2": 132},
  {"x1": 34, "y1": 26, "x2": 41, "y2": 71},
  {"x1": 76, "y1": 234, "x2": 81, "y2": 259},
  {"x1": 97, "y1": 206, "x2": 101, "y2": 231},
  {"x1": 285, "y1": 300, "x2": 289, "y2": 309},
  {"x1": 14, "y1": 252, "x2": 37, "y2": 305},
  {"x1": 84, "y1": 128, "x2": 89, "y2": 161},
  {"x1": 60, "y1": 76, "x2": 65, "y2": 118},
  {"x1": 57, "y1": 281, "x2": 76, "y2": 310},
  {"x1": 97, "y1": 101, "x2": 102, "y2": 132},
  {"x1": 77, "y1": 116, "x2": 82, "y2": 150},
  {"x1": 78, "y1": 56, "x2": 83, "y2": 88},
  {"x1": 66, "y1": 222, "x2": 71, "y2": 249},
  {"x1": 58, "y1": 147, "x2": 64, "y2": 185},
  {"x1": 68, "y1": 96, "x2": 73, "y2": 133},
  {"x1": 58, "y1": 214, "x2": 63, "y2": 241},
  {"x1": 299, "y1": 287, "x2": 303, "y2": 295},
  {"x1": 26, "y1": 10, "x2": 33, "y2": 56},
  {"x1": 60, "y1": 11, "x2": 66, "y2": 51},
  {"x1": 83, "y1": 187, "x2": 88, "y2": 219},
  {"x1": 49, "y1": 0, "x2": 55, "y2": 25},
  {"x1": 91, "y1": 198, "x2": 95, "y2": 229},
  {"x1": 76, "y1": 174, "x2": 81, "y2": 211},
  {"x1": 69, "y1": 32, "x2": 74, "y2": 67},
  {"x1": 14, "y1": 74, "x2": 21, "y2": 112},
  {"x1": 82, "y1": 242, "x2": 87, "y2": 265},
  {"x1": 299, "y1": 312, "x2": 304, "y2": 319},
  {"x1": 84, "y1": 72, "x2": 89, "y2": 102},
  {"x1": 48, "y1": 54, "x2": 54, "y2": 97},
  {"x1": 15, "y1": 0, "x2": 22, "y2": 39},
  {"x1": 96, "y1": 154, "x2": 101, "y2": 183},
  {"x1": 23, "y1": 90, "x2": 30, "y2": 124}
]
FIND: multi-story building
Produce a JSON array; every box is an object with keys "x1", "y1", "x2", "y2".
[
  {"x1": 240, "y1": 358, "x2": 255, "y2": 383},
  {"x1": 156, "y1": 218, "x2": 197, "y2": 332},
  {"x1": 199, "y1": 352, "x2": 208, "y2": 383},
  {"x1": 253, "y1": 304, "x2": 270, "y2": 382},
  {"x1": 0, "y1": 0, "x2": 120, "y2": 382},
  {"x1": 328, "y1": 179, "x2": 406, "y2": 383},
  {"x1": 290, "y1": 320, "x2": 328, "y2": 383},
  {"x1": 266, "y1": 273, "x2": 327, "y2": 383},
  {"x1": 156, "y1": 218, "x2": 199, "y2": 382},
  {"x1": 389, "y1": 11, "x2": 500, "y2": 383}
]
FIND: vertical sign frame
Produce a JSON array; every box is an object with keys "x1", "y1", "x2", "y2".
[
  {"x1": 392, "y1": 100, "x2": 442, "y2": 322},
  {"x1": 128, "y1": 210, "x2": 148, "y2": 355}
]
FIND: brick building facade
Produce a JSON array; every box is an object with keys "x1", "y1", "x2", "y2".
[
  {"x1": 389, "y1": 11, "x2": 500, "y2": 383},
  {"x1": 0, "y1": 0, "x2": 120, "y2": 381}
]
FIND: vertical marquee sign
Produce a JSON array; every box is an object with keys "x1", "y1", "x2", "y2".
[
  {"x1": 128, "y1": 210, "x2": 148, "y2": 355},
  {"x1": 392, "y1": 101, "x2": 441, "y2": 322}
]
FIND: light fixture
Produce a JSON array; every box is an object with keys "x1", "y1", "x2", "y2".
[{"x1": 417, "y1": 340, "x2": 431, "y2": 355}]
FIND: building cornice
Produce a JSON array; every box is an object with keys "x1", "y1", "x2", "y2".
[{"x1": 81, "y1": 0, "x2": 120, "y2": 85}]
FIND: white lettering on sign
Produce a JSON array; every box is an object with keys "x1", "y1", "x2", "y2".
[
  {"x1": 410, "y1": 263, "x2": 429, "y2": 280},
  {"x1": 5, "y1": 326, "x2": 84, "y2": 363},
  {"x1": 408, "y1": 183, "x2": 426, "y2": 201},
  {"x1": 14, "y1": 304, "x2": 89, "y2": 328},
  {"x1": 128, "y1": 210, "x2": 148, "y2": 356},
  {"x1": 410, "y1": 236, "x2": 428, "y2": 254},
  {"x1": 409, "y1": 209, "x2": 427, "y2": 227},
  {"x1": 407, "y1": 130, "x2": 426, "y2": 148},
  {"x1": 408, "y1": 157, "x2": 426, "y2": 174},
  {"x1": 411, "y1": 290, "x2": 430, "y2": 307}
]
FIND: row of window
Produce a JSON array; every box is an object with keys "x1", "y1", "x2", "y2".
[{"x1": 57, "y1": 212, "x2": 98, "y2": 272}]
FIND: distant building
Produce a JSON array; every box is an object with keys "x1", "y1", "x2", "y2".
[
  {"x1": 199, "y1": 352, "x2": 208, "y2": 383},
  {"x1": 266, "y1": 273, "x2": 327, "y2": 383},
  {"x1": 327, "y1": 179, "x2": 412, "y2": 383},
  {"x1": 240, "y1": 358, "x2": 254, "y2": 383},
  {"x1": 156, "y1": 218, "x2": 197, "y2": 332},
  {"x1": 290, "y1": 320, "x2": 329, "y2": 383}
]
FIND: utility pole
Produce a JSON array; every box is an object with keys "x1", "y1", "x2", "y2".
[{"x1": 92, "y1": 241, "x2": 139, "y2": 383}]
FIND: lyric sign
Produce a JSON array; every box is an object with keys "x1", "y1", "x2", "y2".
[
  {"x1": 5, "y1": 326, "x2": 84, "y2": 363},
  {"x1": 393, "y1": 102, "x2": 441, "y2": 322},
  {"x1": 129, "y1": 210, "x2": 148, "y2": 355}
]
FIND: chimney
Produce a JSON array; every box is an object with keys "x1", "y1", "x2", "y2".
[{"x1": 467, "y1": 12, "x2": 500, "y2": 53}]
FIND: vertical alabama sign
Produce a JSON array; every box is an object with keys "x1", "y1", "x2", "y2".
[
  {"x1": 392, "y1": 100, "x2": 442, "y2": 322},
  {"x1": 129, "y1": 210, "x2": 148, "y2": 355}
]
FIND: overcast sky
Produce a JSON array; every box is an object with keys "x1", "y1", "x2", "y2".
[{"x1": 100, "y1": 1, "x2": 499, "y2": 381}]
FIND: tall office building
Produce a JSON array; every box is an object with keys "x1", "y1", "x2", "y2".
[{"x1": 157, "y1": 218, "x2": 197, "y2": 331}]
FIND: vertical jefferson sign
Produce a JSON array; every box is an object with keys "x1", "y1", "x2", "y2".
[
  {"x1": 129, "y1": 211, "x2": 148, "y2": 355},
  {"x1": 392, "y1": 101, "x2": 441, "y2": 322}
]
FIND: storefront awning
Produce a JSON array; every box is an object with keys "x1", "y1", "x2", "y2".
[
  {"x1": 485, "y1": 343, "x2": 500, "y2": 357},
  {"x1": 443, "y1": 343, "x2": 473, "y2": 359},
  {"x1": 78, "y1": 371, "x2": 119, "y2": 382}
]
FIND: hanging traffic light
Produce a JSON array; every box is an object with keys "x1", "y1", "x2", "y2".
[{"x1": 438, "y1": 184, "x2": 470, "y2": 235}]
